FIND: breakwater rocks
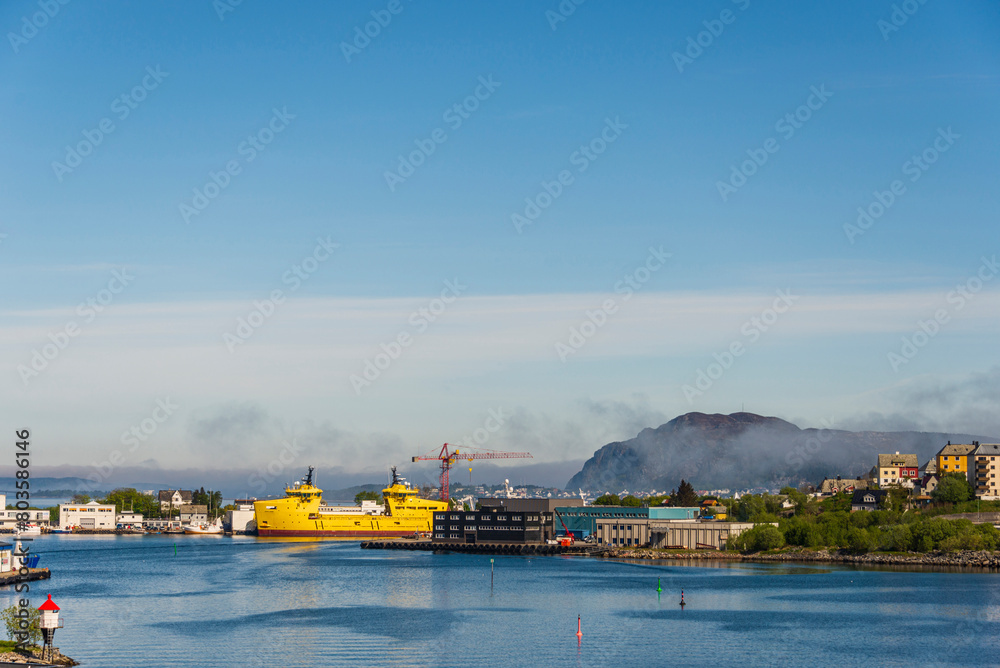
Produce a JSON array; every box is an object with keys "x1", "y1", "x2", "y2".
[{"x1": 599, "y1": 548, "x2": 1000, "y2": 569}]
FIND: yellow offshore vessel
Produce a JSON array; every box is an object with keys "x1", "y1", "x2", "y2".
[{"x1": 254, "y1": 466, "x2": 448, "y2": 538}]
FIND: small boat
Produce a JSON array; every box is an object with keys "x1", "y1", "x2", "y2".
[
  {"x1": 48, "y1": 528, "x2": 70, "y2": 534},
  {"x1": 17, "y1": 525, "x2": 42, "y2": 536},
  {"x1": 184, "y1": 518, "x2": 224, "y2": 535}
]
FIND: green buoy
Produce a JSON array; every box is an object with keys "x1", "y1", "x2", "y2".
[{"x1": 656, "y1": 577, "x2": 662, "y2": 593}]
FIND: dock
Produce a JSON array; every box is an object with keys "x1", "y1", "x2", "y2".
[
  {"x1": 0, "y1": 568, "x2": 51, "y2": 587},
  {"x1": 360, "y1": 540, "x2": 605, "y2": 556}
]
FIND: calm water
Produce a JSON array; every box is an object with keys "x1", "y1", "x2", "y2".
[{"x1": 8, "y1": 535, "x2": 1000, "y2": 667}]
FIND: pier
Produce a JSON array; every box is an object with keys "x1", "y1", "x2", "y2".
[
  {"x1": 0, "y1": 568, "x2": 51, "y2": 587},
  {"x1": 361, "y1": 539, "x2": 606, "y2": 556}
]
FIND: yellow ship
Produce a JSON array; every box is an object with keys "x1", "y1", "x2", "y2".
[{"x1": 254, "y1": 466, "x2": 448, "y2": 538}]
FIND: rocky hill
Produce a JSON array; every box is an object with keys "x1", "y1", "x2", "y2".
[{"x1": 566, "y1": 412, "x2": 996, "y2": 492}]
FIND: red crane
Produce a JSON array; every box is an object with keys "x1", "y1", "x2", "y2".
[{"x1": 412, "y1": 443, "x2": 532, "y2": 502}]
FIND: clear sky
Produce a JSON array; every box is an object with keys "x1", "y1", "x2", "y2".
[{"x1": 2, "y1": 1, "x2": 998, "y2": 491}]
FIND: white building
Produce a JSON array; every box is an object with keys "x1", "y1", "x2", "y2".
[
  {"x1": 58, "y1": 501, "x2": 116, "y2": 530},
  {"x1": 225, "y1": 504, "x2": 256, "y2": 534},
  {"x1": 116, "y1": 512, "x2": 144, "y2": 529},
  {"x1": 0, "y1": 495, "x2": 50, "y2": 529}
]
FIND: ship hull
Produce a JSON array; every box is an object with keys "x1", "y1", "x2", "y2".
[{"x1": 257, "y1": 528, "x2": 424, "y2": 538}]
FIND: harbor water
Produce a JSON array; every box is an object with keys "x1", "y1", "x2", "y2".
[{"x1": 9, "y1": 535, "x2": 1000, "y2": 667}]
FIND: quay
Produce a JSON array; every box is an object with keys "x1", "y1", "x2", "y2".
[
  {"x1": 0, "y1": 568, "x2": 51, "y2": 587},
  {"x1": 361, "y1": 539, "x2": 606, "y2": 556}
]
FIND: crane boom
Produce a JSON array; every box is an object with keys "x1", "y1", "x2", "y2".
[{"x1": 412, "y1": 443, "x2": 532, "y2": 501}]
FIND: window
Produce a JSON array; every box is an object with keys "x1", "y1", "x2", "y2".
[
  {"x1": 434, "y1": 525, "x2": 444, "y2": 530},
  {"x1": 512, "y1": 516, "x2": 522, "y2": 521},
  {"x1": 498, "y1": 516, "x2": 507, "y2": 521},
  {"x1": 450, "y1": 525, "x2": 459, "y2": 530},
  {"x1": 450, "y1": 515, "x2": 460, "y2": 520}
]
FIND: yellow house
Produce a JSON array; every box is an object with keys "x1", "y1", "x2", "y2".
[{"x1": 936, "y1": 442, "x2": 977, "y2": 476}]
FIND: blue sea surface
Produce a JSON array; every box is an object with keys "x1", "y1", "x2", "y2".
[{"x1": 8, "y1": 535, "x2": 1000, "y2": 667}]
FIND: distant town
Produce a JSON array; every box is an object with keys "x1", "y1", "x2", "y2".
[{"x1": 2, "y1": 440, "x2": 995, "y2": 559}]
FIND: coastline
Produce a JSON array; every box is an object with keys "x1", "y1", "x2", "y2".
[{"x1": 598, "y1": 547, "x2": 1000, "y2": 569}]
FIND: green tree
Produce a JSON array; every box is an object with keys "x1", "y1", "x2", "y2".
[
  {"x1": 100, "y1": 488, "x2": 160, "y2": 519},
  {"x1": 356, "y1": 490, "x2": 382, "y2": 505},
  {"x1": 933, "y1": 473, "x2": 973, "y2": 504},
  {"x1": 732, "y1": 525, "x2": 784, "y2": 552},
  {"x1": 1, "y1": 605, "x2": 41, "y2": 646},
  {"x1": 619, "y1": 495, "x2": 642, "y2": 507},
  {"x1": 70, "y1": 493, "x2": 91, "y2": 504},
  {"x1": 674, "y1": 480, "x2": 698, "y2": 507},
  {"x1": 592, "y1": 494, "x2": 620, "y2": 506}
]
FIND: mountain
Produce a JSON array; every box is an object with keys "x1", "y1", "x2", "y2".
[{"x1": 566, "y1": 412, "x2": 997, "y2": 492}]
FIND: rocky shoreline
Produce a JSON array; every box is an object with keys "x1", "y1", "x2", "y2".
[
  {"x1": 0, "y1": 646, "x2": 78, "y2": 666},
  {"x1": 598, "y1": 547, "x2": 1000, "y2": 569}
]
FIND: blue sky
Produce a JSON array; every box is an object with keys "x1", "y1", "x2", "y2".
[{"x1": 2, "y1": 1, "x2": 998, "y2": 491}]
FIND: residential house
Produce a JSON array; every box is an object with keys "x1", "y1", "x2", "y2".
[
  {"x1": 875, "y1": 452, "x2": 919, "y2": 488},
  {"x1": 158, "y1": 490, "x2": 193, "y2": 513},
  {"x1": 936, "y1": 442, "x2": 978, "y2": 478},
  {"x1": 970, "y1": 443, "x2": 1000, "y2": 500},
  {"x1": 818, "y1": 477, "x2": 868, "y2": 495},
  {"x1": 851, "y1": 489, "x2": 888, "y2": 512},
  {"x1": 179, "y1": 504, "x2": 208, "y2": 524},
  {"x1": 919, "y1": 474, "x2": 940, "y2": 496}
]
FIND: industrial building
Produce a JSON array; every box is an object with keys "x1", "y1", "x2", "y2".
[
  {"x1": 556, "y1": 505, "x2": 700, "y2": 539},
  {"x1": 432, "y1": 501, "x2": 554, "y2": 544},
  {"x1": 58, "y1": 501, "x2": 116, "y2": 530},
  {"x1": 225, "y1": 503, "x2": 256, "y2": 534},
  {"x1": 479, "y1": 498, "x2": 583, "y2": 513},
  {"x1": 594, "y1": 518, "x2": 759, "y2": 549}
]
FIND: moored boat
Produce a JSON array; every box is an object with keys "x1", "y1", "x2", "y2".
[
  {"x1": 184, "y1": 518, "x2": 224, "y2": 535},
  {"x1": 255, "y1": 466, "x2": 447, "y2": 538}
]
